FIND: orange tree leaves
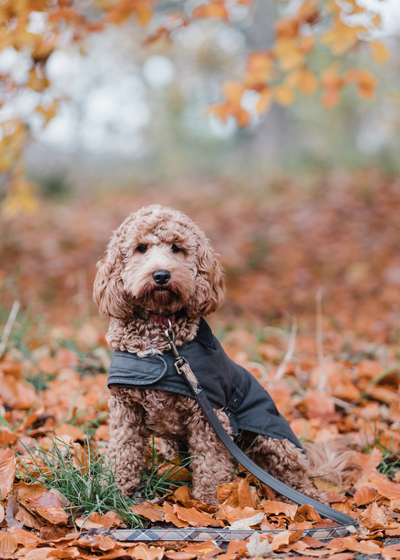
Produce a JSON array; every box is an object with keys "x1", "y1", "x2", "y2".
[{"x1": 0, "y1": 0, "x2": 390, "y2": 211}]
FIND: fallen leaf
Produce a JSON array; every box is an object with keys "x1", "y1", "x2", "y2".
[
  {"x1": 298, "y1": 504, "x2": 323, "y2": 522},
  {"x1": 5, "y1": 494, "x2": 23, "y2": 529},
  {"x1": 354, "y1": 486, "x2": 378, "y2": 506},
  {"x1": 262, "y1": 499, "x2": 297, "y2": 519},
  {"x1": 271, "y1": 529, "x2": 291, "y2": 551},
  {"x1": 173, "y1": 504, "x2": 223, "y2": 527},
  {"x1": 237, "y1": 479, "x2": 258, "y2": 509},
  {"x1": 0, "y1": 449, "x2": 16, "y2": 500},
  {"x1": 164, "y1": 501, "x2": 189, "y2": 528},
  {"x1": 228, "y1": 511, "x2": 264, "y2": 530},
  {"x1": 130, "y1": 502, "x2": 165, "y2": 522},
  {"x1": 246, "y1": 532, "x2": 272, "y2": 557},
  {"x1": 173, "y1": 485, "x2": 191, "y2": 503},
  {"x1": 130, "y1": 544, "x2": 165, "y2": 560},
  {"x1": 0, "y1": 532, "x2": 18, "y2": 554},
  {"x1": 181, "y1": 540, "x2": 223, "y2": 557},
  {"x1": 35, "y1": 505, "x2": 69, "y2": 525}
]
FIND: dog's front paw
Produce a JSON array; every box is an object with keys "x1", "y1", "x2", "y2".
[
  {"x1": 192, "y1": 487, "x2": 219, "y2": 507},
  {"x1": 116, "y1": 477, "x2": 141, "y2": 497}
]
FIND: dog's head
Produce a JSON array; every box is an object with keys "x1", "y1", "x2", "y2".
[{"x1": 93, "y1": 205, "x2": 225, "y2": 320}]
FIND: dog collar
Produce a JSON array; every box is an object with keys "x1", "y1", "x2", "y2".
[{"x1": 135, "y1": 309, "x2": 177, "y2": 327}]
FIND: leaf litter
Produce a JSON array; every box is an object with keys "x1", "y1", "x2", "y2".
[{"x1": 2, "y1": 180, "x2": 400, "y2": 557}]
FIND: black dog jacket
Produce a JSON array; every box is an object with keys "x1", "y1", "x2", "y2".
[{"x1": 107, "y1": 318, "x2": 302, "y2": 450}]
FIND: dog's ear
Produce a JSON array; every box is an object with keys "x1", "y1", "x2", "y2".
[
  {"x1": 93, "y1": 234, "x2": 131, "y2": 319},
  {"x1": 189, "y1": 234, "x2": 225, "y2": 317}
]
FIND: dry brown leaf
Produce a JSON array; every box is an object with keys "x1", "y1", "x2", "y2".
[
  {"x1": 354, "y1": 486, "x2": 378, "y2": 506},
  {"x1": 0, "y1": 532, "x2": 18, "y2": 554},
  {"x1": 0, "y1": 449, "x2": 16, "y2": 500},
  {"x1": 130, "y1": 501, "x2": 165, "y2": 522},
  {"x1": 55, "y1": 423, "x2": 85, "y2": 441},
  {"x1": 76, "y1": 533, "x2": 117, "y2": 551},
  {"x1": 173, "y1": 485, "x2": 191, "y2": 503},
  {"x1": 35, "y1": 505, "x2": 69, "y2": 525},
  {"x1": 229, "y1": 512, "x2": 264, "y2": 530},
  {"x1": 298, "y1": 504, "x2": 323, "y2": 522},
  {"x1": 165, "y1": 552, "x2": 197, "y2": 560},
  {"x1": 227, "y1": 540, "x2": 247, "y2": 555},
  {"x1": 237, "y1": 479, "x2": 258, "y2": 509},
  {"x1": 88, "y1": 510, "x2": 123, "y2": 527},
  {"x1": 371, "y1": 478, "x2": 400, "y2": 500},
  {"x1": 262, "y1": 499, "x2": 297, "y2": 519},
  {"x1": 15, "y1": 502, "x2": 42, "y2": 529},
  {"x1": 130, "y1": 544, "x2": 165, "y2": 560},
  {"x1": 217, "y1": 483, "x2": 238, "y2": 506},
  {"x1": 9, "y1": 526, "x2": 43, "y2": 546},
  {"x1": 181, "y1": 540, "x2": 223, "y2": 557},
  {"x1": 360, "y1": 501, "x2": 389, "y2": 529},
  {"x1": 163, "y1": 501, "x2": 189, "y2": 528},
  {"x1": 270, "y1": 529, "x2": 291, "y2": 551},
  {"x1": 173, "y1": 504, "x2": 224, "y2": 527}
]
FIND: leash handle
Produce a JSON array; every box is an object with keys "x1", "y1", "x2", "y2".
[{"x1": 164, "y1": 327, "x2": 357, "y2": 530}]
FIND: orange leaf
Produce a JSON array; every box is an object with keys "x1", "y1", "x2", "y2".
[
  {"x1": 296, "y1": 68, "x2": 317, "y2": 95},
  {"x1": 182, "y1": 540, "x2": 223, "y2": 556},
  {"x1": 354, "y1": 448, "x2": 383, "y2": 474},
  {"x1": 237, "y1": 479, "x2": 258, "y2": 509},
  {"x1": 271, "y1": 529, "x2": 291, "y2": 551},
  {"x1": 130, "y1": 502, "x2": 165, "y2": 522},
  {"x1": 256, "y1": 88, "x2": 272, "y2": 115},
  {"x1": 173, "y1": 504, "x2": 223, "y2": 527},
  {"x1": 360, "y1": 501, "x2": 389, "y2": 529},
  {"x1": 223, "y1": 82, "x2": 244, "y2": 105},
  {"x1": 217, "y1": 483, "x2": 237, "y2": 505},
  {"x1": 8, "y1": 527, "x2": 42, "y2": 546},
  {"x1": 165, "y1": 553, "x2": 197, "y2": 560},
  {"x1": 0, "y1": 532, "x2": 18, "y2": 554},
  {"x1": 354, "y1": 486, "x2": 378, "y2": 506},
  {"x1": 131, "y1": 544, "x2": 165, "y2": 560},
  {"x1": 88, "y1": 511, "x2": 123, "y2": 527},
  {"x1": 262, "y1": 500, "x2": 297, "y2": 519},
  {"x1": 164, "y1": 501, "x2": 189, "y2": 528},
  {"x1": 370, "y1": 41, "x2": 389, "y2": 63},
  {"x1": 136, "y1": 3, "x2": 152, "y2": 26},
  {"x1": 193, "y1": 1, "x2": 228, "y2": 19},
  {"x1": 35, "y1": 505, "x2": 69, "y2": 525},
  {"x1": 227, "y1": 540, "x2": 247, "y2": 555},
  {"x1": 0, "y1": 449, "x2": 16, "y2": 500},
  {"x1": 298, "y1": 504, "x2": 323, "y2": 522},
  {"x1": 173, "y1": 485, "x2": 191, "y2": 503},
  {"x1": 274, "y1": 84, "x2": 295, "y2": 106}
]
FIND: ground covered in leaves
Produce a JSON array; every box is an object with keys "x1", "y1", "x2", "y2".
[{"x1": 1, "y1": 172, "x2": 400, "y2": 558}]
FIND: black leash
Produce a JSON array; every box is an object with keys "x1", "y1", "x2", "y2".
[{"x1": 164, "y1": 323, "x2": 357, "y2": 531}]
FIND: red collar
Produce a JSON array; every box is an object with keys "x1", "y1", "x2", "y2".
[{"x1": 135, "y1": 309, "x2": 177, "y2": 327}]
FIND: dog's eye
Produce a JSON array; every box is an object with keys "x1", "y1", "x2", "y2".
[
  {"x1": 171, "y1": 245, "x2": 181, "y2": 254},
  {"x1": 137, "y1": 245, "x2": 147, "y2": 253}
]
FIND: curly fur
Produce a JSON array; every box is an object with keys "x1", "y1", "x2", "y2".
[{"x1": 95, "y1": 204, "x2": 351, "y2": 506}]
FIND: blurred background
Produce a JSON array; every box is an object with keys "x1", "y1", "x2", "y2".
[{"x1": 1, "y1": 0, "x2": 400, "y2": 345}]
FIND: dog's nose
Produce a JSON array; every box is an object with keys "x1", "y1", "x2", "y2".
[{"x1": 152, "y1": 270, "x2": 171, "y2": 285}]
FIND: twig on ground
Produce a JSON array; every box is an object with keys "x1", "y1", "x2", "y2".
[
  {"x1": 274, "y1": 317, "x2": 297, "y2": 380},
  {"x1": 316, "y1": 290, "x2": 329, "y2": 392},
  {"x1": 0, "y1": 300, "x2": 20, "y2": 360}
]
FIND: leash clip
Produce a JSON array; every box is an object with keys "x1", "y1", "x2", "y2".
[{"x1": 165, "y1": 318, "x2": 180, "y2": 359}]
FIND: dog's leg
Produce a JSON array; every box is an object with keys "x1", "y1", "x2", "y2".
[
  {"x1": 186, "y1": 408, "x2": 234, "y2": 506},
  {"x1": 108, "y1": 388, "x2": 147, "y2": 497},
  {"x1": 247, "y1": 435, "x2": 329, "y2": 505}
]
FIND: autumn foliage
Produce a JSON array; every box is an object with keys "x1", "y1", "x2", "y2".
[
  {"x1": 0, "y1": 0, "x2": 391, "y2": 211},
  {"x1": 2, "y1": 175, "x2": 400, "y2": 555}
]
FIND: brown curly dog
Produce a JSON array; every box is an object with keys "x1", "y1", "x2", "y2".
[{"x1": 94, "y1": 204, "x2": 353, "y2": 506}]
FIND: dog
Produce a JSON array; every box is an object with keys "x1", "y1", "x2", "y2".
[{"x1": 94, "y1": 204, "x2": 351, "y2": 506}]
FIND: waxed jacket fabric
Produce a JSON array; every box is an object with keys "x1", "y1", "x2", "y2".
[{"x1": 107, "y1": 318, "x2": 302, "y2": 450}]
